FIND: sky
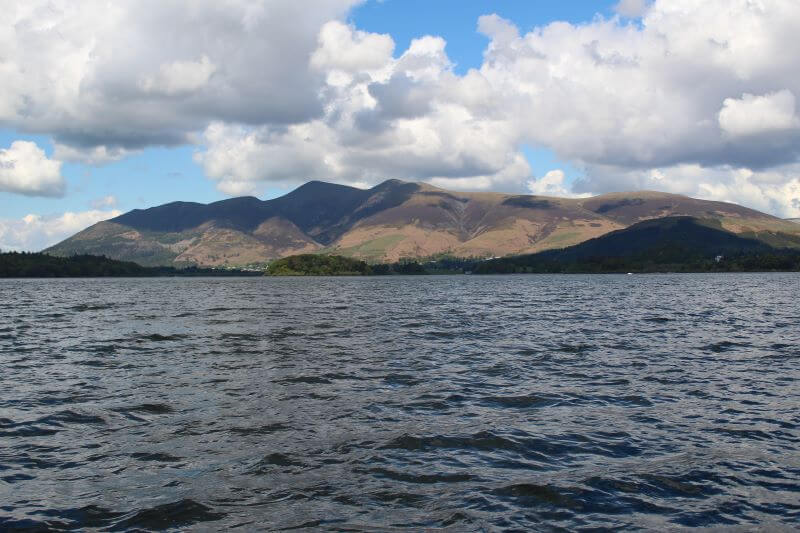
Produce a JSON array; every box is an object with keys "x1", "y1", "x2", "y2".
[{"x1": 2, "y1": 0, "x2": 800, "y2": 251}]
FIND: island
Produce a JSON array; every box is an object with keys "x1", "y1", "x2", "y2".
[{"x1": 265, "y1": 254, "x2": 427, "y2": 276}]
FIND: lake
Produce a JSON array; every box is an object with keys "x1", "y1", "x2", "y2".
[{"x1": 1, "y1": 274, "x2": 798, "y2": 531}]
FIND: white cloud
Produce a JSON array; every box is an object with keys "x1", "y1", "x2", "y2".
[
  {"x1": 2, "y1": 0, "x2": 360, "y2": 152},
  {"x1": 527, "y1": 170, "x2": 591, "y2": 198},
  {"x1": 614, "y1": 0, "x2": 649, "y2": 18},
  {"x1": 696, "y1": 167, "x2": 800, "y2": 218},
  {"x1": 574, "y1": 162, "x2": 800, "y2": 218},
  {"x1": 0, "y1": 209, "x2": 121, "y2": 252},
  {"x1": 4, "y1": 0, "x2": 800, "y2": 217},
  {"x1": 475, "y1": 2, "x2": 800, "y2": 171},
  {"x1": 191, "y1": 1, "x2": 800, "y2": 216},
  {"x1": 472, "y1": 0, "x2": 800, "y2": 213},
  {"x1": 718, "y1": 90, "x2": 799, "y2": 138},
  {"x1": 139, "y1": 55, "x2": 217, "y2": 96},
  {"x1": 477, "y1": 14, "x2": 519, "y2": 48},
  {"x1": 0, "y1": 141, "x2": 65, "y2": 197},
  {"x1": 311, "y1": 21, "x2": 394, "y2": 77},
  {"x1": 53, "y1": 144, "x2": 136, "y2": 165},
  {"x1": 193, "y1": 122, "x2": 333, "y2": 195},
  {"x1": 196, "y1": 27, "x2": 529, "y2": 194}
]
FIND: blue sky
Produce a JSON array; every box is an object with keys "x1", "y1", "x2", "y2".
[
  {"x1": 3, "y1": 0, "x2": 800, "y2": 250},
  {"x1": 351, "y1": 0, "x2": 615, "y2": 74},
  {"x1": 0, "y1": 130, "x2": 218, "y2": 219},
  {"x1": 0, "y1": 1, "x2": 615, "y2": 221}
]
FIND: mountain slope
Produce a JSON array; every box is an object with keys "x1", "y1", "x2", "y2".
[
  {"x1": 47, "y1": 180, "x2": 800, "y2": 266},
  {"x1": 475, "y1": 216, "x2": 793, "y2": 273}
]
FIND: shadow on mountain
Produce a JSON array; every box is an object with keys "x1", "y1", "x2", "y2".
[
  {"x1": 112, "y1": 179, "x2": 420, "y2": 245},
  {"x1": 475, "y1": 217, "x2": 800, "y2": 273}
]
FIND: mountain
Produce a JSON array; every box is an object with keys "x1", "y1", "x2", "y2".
[
  {"x1": 47, "y1": 179, "x2": 800, "y2": 266},
  {"x1": 475, "y1": 216, "x2": 800, "y2": 273}
]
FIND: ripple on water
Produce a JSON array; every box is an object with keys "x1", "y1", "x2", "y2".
[
  {"x1": 1, "y1": 274, "x2": 799, "y2": 531},
  {"x1": 108, "y1": 499, "x2": 225, "y2": 531}
]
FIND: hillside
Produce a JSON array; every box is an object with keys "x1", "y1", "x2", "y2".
[
  {"x1": 46, "y1": 179, "x2": 800, "y2": 267},
  {"x1": 475, "y1": 217, "x2": 800, "y2": 273}
]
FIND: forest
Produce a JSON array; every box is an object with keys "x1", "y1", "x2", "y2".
[{"x1": 0, "y1": 252, "x2": 261, "y2": 278}]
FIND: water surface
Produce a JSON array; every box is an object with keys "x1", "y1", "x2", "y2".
[{"x1": 1, "y1": 274, "x2": 799, "y2": 531}]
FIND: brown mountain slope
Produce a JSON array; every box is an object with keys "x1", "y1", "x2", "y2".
[{"x1": 47, "y1": 179, "x2": 800, "y2": 266}]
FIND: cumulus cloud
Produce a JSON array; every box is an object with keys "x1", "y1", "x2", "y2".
[
  {"x1": 5, "y1": 0, "x2": 800, "y2": 217},
  {"x1": 196, "y1": 26, "x2": 530, "y2": 194},
  {"x1": 475, "y1": 2, "x2": 800, "y2": 171},
  {"x1": 0, "y1": 209, "x2": 121, "y2": 252},
  {"x1": 191, "y1": 0, "x2": 800, "y2": 216},
  {"x1": 193, "y1": 122, "x2": 334, "y2": 195},
  {"x1": 472, "y1": 0, "x2": 800, "y2": 213},
  {"x1": 695, "y1": 168, "x2": 800, "y2": 218},
  {"x1": 0, "y1": 141, "x2": 65, "y2": 197},
  {"x1": 718, "y1": 90, "x2": 800, "y2": 138},
  {"x1": 2, "y1": 0, "x2": 359, "y2": 151},
  {"x1": 311, "y1": 21, "x2": 394, "y2": 76},
  {"x1": 53, "y1": 144, "x2": 136, "y2": 165},
  {"x1": 139, "y1": 56, "x2": 217, "y2": 96},
  {"x1": 574, "y1": 163, "x2": 800, "y2": 218}
]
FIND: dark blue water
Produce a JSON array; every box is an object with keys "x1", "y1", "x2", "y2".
[{"x1": 1, "y1": 274, "x2": 799, "y2": 531}]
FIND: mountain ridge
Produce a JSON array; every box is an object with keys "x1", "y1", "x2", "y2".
[{"x1": 47, "y1": 179, "x2": 800, "y2": 266}]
